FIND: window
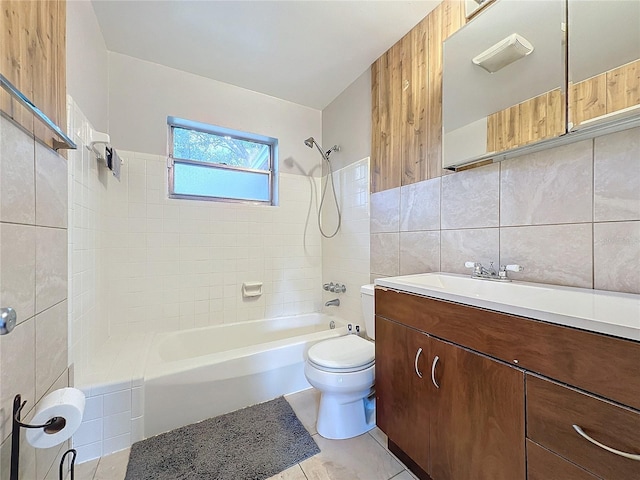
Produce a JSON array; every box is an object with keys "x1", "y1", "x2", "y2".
[{"x1": 168, "y1": 116, "x2": 278, "y2": 204}]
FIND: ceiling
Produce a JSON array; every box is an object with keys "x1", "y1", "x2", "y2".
[{"x1": 91, "y1": 1, "x2": 440, "y2": 110}]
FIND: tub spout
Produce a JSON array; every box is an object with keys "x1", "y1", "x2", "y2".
[{"x1": 325, "y1": 298, "x2": 340, "y2": 307}]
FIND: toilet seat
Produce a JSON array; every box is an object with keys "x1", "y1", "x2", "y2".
[{"x1": 308, "y1": 335, "x2": 375, "y2": 373}]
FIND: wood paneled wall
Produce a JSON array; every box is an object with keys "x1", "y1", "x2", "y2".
[
  {"x1": 0, "y1": 0, "x2": 67, "y2": 148},
  {"x1": 570, "y1": 59, "x2": 640, "y2": 128},
  {"x1": 371, "y1": 0, "x2": 465, "y2": 193}
]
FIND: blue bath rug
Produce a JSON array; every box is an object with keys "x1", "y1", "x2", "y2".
[{"x1": 124, "y1": 396, "x2": 320, "y2": 480}]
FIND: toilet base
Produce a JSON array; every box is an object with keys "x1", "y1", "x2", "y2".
[{"x1": 316, "y1": 389, "x2": 376, "y2": 440}]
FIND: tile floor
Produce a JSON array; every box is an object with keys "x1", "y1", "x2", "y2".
[{"x1": 75, "y1": 388, "x2": 418, "y2": 480}]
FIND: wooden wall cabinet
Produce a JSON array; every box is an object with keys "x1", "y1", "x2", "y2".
[
  {"x1": 568, "y1": 0, "x2": 640, "y2": 130},
  {"x1": 370, "y1": 0, "x2": 465, "y2": 193},
  {"x1": 375, "y1": 287, "x2": 640, "y2": 480},
  {"x1": 371, "y1": 0, "x2": 639, "y2": 189},
  {"x1": 444, "y1": 0, "x2": 639, "y2": 170},
  {"x1": 0, "y1": 0, "x2": 67, "y2": 148}
]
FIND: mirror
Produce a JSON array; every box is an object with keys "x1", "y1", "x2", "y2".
[
  {"x1": 442, "y1": 0, "x2": 566, "y2": 168},
  {"x1": 568, "y1": 0, "x2": 640, "y2": 130}
]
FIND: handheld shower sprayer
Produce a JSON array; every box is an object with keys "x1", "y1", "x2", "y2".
[
  {"x1": 303, "y1": 136, "x2": 342, "y2": 238},
  {"x1": 304, "y1": 137, "x2": 340, "y2": 160}
]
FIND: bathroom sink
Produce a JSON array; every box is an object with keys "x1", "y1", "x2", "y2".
[{"x1": 375, "y1": 273, "x2": 640, "y2": 341}]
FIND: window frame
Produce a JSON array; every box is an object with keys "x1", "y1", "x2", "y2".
[{"x1": 167, "y1": 116, "x2": 278, "y2": 205}]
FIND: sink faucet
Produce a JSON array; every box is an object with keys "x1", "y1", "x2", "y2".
[
  {"x1": 465, "y1": 262, "x2": 523, "y2": 282},
  {"x1": 325, "y1": 298, "x2": 340, "y2": 307}
]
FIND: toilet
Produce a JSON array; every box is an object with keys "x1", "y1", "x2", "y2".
[{"x1": 304, "y1": 284, "x2": 376, "y2": 439}]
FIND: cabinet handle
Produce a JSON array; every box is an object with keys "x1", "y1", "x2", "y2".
[
  {"x1": 414, "y1": 348, "x2": 423, "y2": 378},
  {"x1": 572, "y1": 424, "x2": 640, "y2": 461},
  {"x1": 431, "y1": 355, "x2": 440, "y2": 389}
]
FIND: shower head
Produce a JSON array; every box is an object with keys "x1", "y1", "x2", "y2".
[
  {"x1": 304, "y1": 136, "x2": 340, "y2": 162},
  {"x1": 304, "y1": 136, "x2": 329, "y2": 161}
]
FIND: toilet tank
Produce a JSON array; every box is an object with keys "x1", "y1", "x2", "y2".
[{"x1": 360, "y1": 284, "x2": 375, "y2": 340}]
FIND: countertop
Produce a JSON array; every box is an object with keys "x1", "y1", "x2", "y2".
[{"x1": 375, "y1": 273, "x2": 640, "y2": 342}]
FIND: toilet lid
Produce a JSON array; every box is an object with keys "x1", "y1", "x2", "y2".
[{"x1": 308, "y1": 335, "x2": 375, "y2": 370}]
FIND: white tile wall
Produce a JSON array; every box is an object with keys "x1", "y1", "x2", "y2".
[
  {"x1": 69, "y1": 96, "x2": 324, "y2": 370},
  {"x1": 322, "y1": 158, "x2": 371, "y2": 332},
  {"x1": 99, "y1": 150, "x2": 322, "y2": 334},
  {"x1": 73, "y1": 378, "x2": 145, "y2": 463},
  {"x1": 67, "y1": 97, "x2": 103, "y2": 380}
]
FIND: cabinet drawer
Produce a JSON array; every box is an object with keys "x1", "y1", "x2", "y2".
[
  {"x1": 527, "y1": 375, "x2": 640, "y2": 480},
  {"x1": 527, "y1": 440, "x2": 599, "y2": 480}
]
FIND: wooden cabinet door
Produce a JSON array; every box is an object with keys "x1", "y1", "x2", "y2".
[
  {"x1": 375, "y1": 316, "x2": 430, "y2": 472},
  {"x1": 429, "y1": 339, "x2": 525, "y2": 480}
]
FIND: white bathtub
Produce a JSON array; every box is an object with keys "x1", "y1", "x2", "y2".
[{"x1": 143, "y1": 313, "x2": 347, "y2": 437}]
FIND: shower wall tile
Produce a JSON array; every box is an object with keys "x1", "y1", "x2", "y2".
[
  {"x1": 0, "y1": 319, "x2": 35, "y2": 440},
  {"x1": 0, "y1": 112, "x2": 67, "y2": 456},
  {"x1": 399, "y1": 231, "x2": 440, "y2": 275},
  {"x1": 35, "y1": 300, "x2": 68, "y2": 400},
  {"x1": 441, "y1": 163, "x2": 500, "y2": 230},
  {"x1": 0, "y1": 428, "x2": 36, "y2": 480},
  {"x1": 500, "y1": 224, "x2": 593, "y2": 288},
  {"x1": 34, "y1": 372, "x2": 69, "y2": 480},
  {"x1": 400, "y1": 178, "x2": 440, "y2": 232},
  {"x1": 0, "y1": 222, "x2": 36, "y2": 324},
  {"x1": 371, "y1": 233, "x2": 399, "y2": 277},
  {"x1": 35, "y1": 227, "x2": 68, "y2": 314},
  {"x1": 370, "y1": 187, "x2": 400, "y2": 233},
  {"x1": 0, "y1": 115, "x2": 35, "y2": 224},
  {"x1": 37, "y1": 442, "x2": 67, "y2": 480},
  {"x1": 500, "y1": 140, "x2": 593, "y2": 226},
  {"x1": 440, "y1": 228, "x2": 500, "y2": 275},
  {"x1": 371, "y1": 126, "x2": 639, "y2": 296},
  {"x1": 71, "y1": 133, "x2": 325, "y2": 352},
  {"x1": 594, "y1": 221, "x2": 640, "y2": 294},
  {"x1": 594, "y1": 127, "x2": 640, "y2": 222},
  {"x1": 35, "y1": 141, "x2": 68, "y2": 228}
]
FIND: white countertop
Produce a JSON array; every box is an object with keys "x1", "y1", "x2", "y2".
[{"x1": 375, "y1": 273, "x2": 640, "y2": 342}]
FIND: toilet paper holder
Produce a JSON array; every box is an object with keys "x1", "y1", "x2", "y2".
[{"x1": 10, "y1": 393, "x2": 66, "y2": 480}]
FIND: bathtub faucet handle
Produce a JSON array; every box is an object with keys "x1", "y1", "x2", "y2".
[
  {"x1": 333, "y1": 283, "x2": 346, "y2": 293},
  {"x1": 323, "y1": 282, "x2": 334, "y2": 291}
]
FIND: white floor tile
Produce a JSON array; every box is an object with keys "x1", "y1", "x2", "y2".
[
  {"x1": 266, "y1": 463, "x2": 308, "y2": 480},
  {"x1": 93, "y1": 447, "x2": 130, "y2": 480},
  {"x1": 285, "y1": 387, "x2": 320, "y2": 435},
  {"x1": 300, "y1": 433, "x2": 403, "y2": 480}
]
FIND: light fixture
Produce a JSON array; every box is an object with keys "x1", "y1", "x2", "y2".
[{"x1": 472, "y1": 33, "x2": 534, "y2": 73}]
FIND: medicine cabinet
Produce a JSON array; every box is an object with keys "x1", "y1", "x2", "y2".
[{"x1": 442, "y1": 0, "x2": 640, "y2": 169}]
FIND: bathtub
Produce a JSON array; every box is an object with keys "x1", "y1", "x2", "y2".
[{"x1": 143, "y1": 313, "x2": 347, "y2": 437}]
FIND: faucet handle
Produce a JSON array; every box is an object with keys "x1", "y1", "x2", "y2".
[
  {"x1": 465, "y1": 261, "x2": 484, "y2": 275},
  {"x1": 505, "y1": 264, "x2": 524, "y2": 272}
]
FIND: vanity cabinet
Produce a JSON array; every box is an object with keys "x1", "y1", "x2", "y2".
[
  {"x1": 429, "y1": 338, "x2": 524, "y2": 480},
  {"x1": 375, "y1": 286, "x2": 640, "y2": 480},
  {"x1": 375, "y1": 317, "x2": 430, "y2": 472},
  {"x1": 527, "y1": 375, "x2": 640, "y2": 480},
  {"x1": 375, "y1": 312, "x2": 525, "y2": 479},
  {"x1": 526, "y1": 440, "x2": 599, "y2": 480}
]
